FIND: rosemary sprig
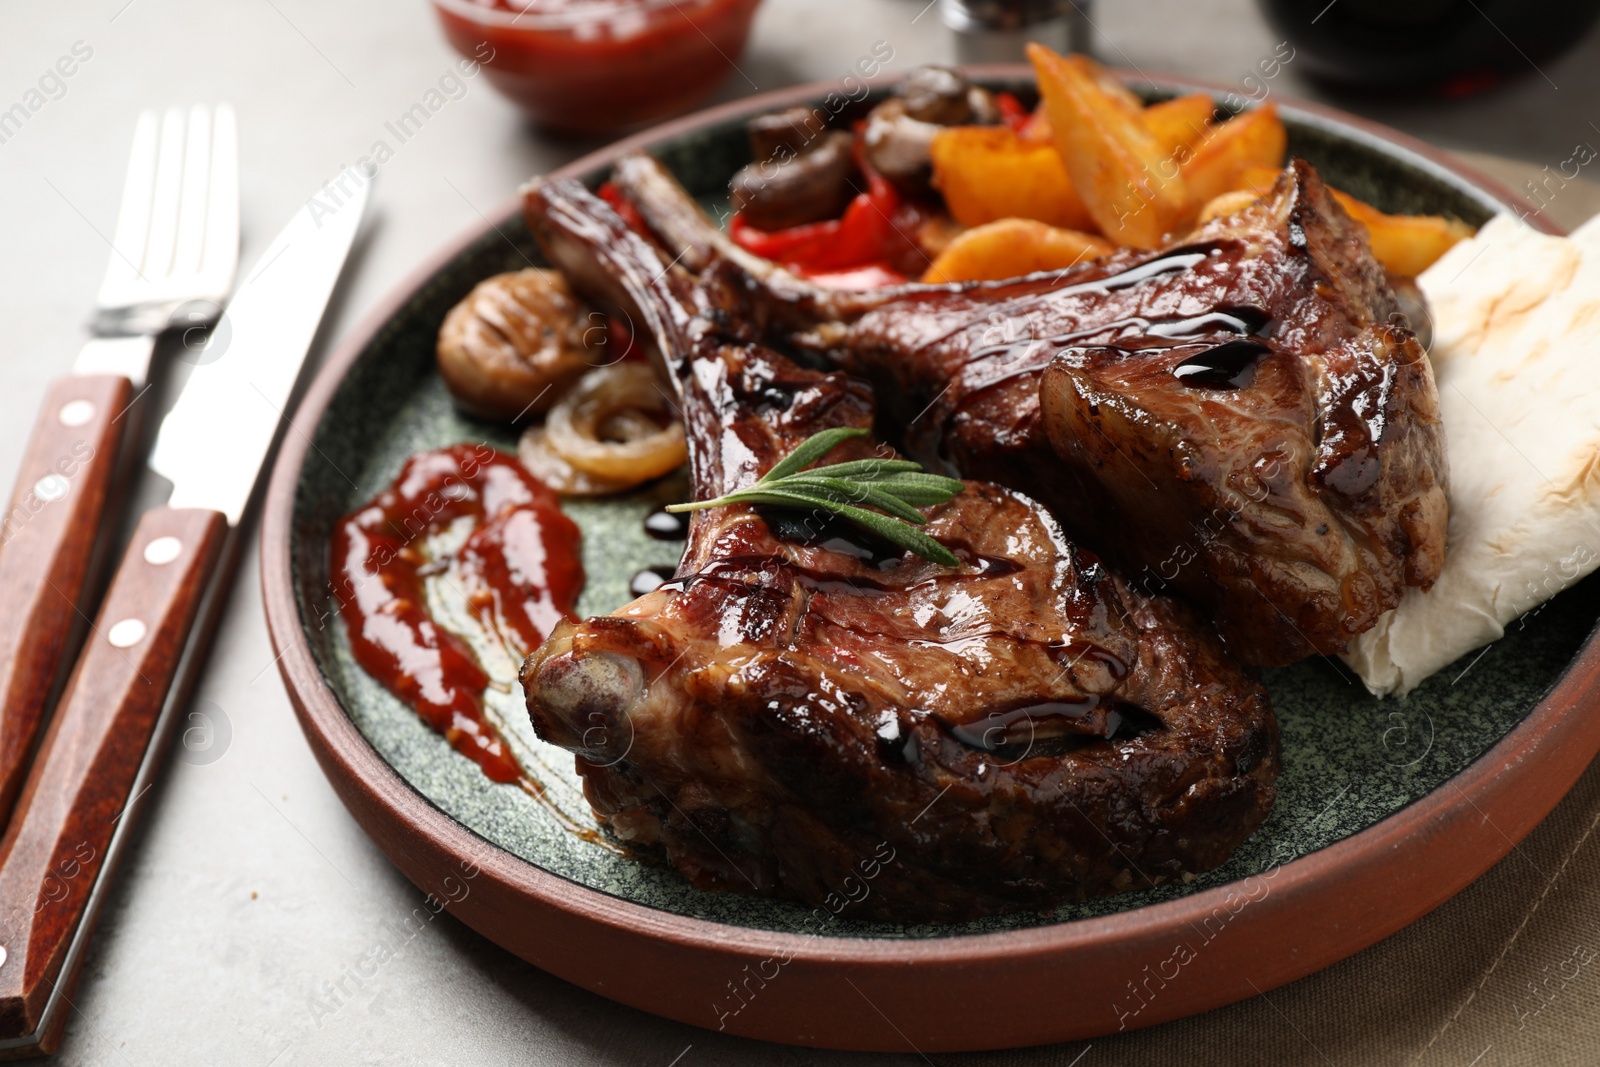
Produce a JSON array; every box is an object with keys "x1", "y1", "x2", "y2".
[{"x1": 666, "y1": 427, "x2": 965, "y2": 566}]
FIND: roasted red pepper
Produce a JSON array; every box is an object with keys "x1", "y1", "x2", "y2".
[
  {"x1": 729, "y1": 148, "x2": 917, "y2": 285},
  {"x1": 607, "y1": 149, "x2": 922, "y2": 287},
  {"x1": 995, "y1": 91, "x2": 1032, "y2": 132},
  {"x1": 598, "y1": 181, "x2": 649, "y2": 234}
]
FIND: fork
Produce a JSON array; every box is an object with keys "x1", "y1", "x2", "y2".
[{"x1": 0, "y1": 105, "x2": 238, "y2": 825}]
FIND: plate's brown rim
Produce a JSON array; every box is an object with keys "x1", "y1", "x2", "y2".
[{"x1": 261, "y1": 69, "x2": 1584, "y2": 1051}]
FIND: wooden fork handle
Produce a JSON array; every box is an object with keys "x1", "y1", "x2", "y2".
[
  {"x1": 0, "y1": 505, "x2": 225, "y2": 1038},
  {"x1": 0, "y1": 374, "x2": 134, "y2": 826}
]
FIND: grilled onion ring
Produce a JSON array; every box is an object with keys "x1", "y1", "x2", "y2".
[
  {"x1": 517, "y1": 427, "x2": 639, "y2": 497},
  {"x1": 544, "y1": 364, "x2": 686, "y2": 482}
]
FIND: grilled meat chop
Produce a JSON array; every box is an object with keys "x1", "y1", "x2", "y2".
[
  {"x1": 608, "y1": 155, "x2": 1449, "y2": 666},
  {"x1": 520, "y1": 177, "x2": 1278, "y2": 922}
]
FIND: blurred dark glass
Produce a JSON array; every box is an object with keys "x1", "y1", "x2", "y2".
[{"x1": 1256, "y1": 0, "x2": 1600, "y2": 95}]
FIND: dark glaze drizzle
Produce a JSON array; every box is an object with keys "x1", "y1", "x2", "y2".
[
  {"x1": 1046, "y1": 246, "x2": 1216, "y2": 300},
  {"x1": 643, "y1": 507, "x2": 692, "y2": 541},
  {"x1": 756, "y1": 505, "x2": 908, "y2": 570},
  {"x1": 949, "y1": 697, "x2": 1107, "y2": 752},
  {"x1": 947, "y1": 696, "x2": 1159, "y2": 756},
  {"x1": 1053, "y1": 641, "x2": 1130, "y2": 684},
  {"x1": 945, "y1": 642, "x2": 1134, "y2": 754},
  {"x1": 629, "y1": 565, "x2": 679, "y2": 597},
  {"x1": 910, "y1": 245, "x2": 1222, "y2": 358},
  {"x1": 873, "y1": 713, "x2": 918, "y2": 766},
  {"x1": 331, "y1": 444, "x2": 585, "y2": 795},
  {"x1": 1172, "y1": 339, "x2": 1274, "y2": 390},
  {"x1": 899, "y1": 249, "x2": 1267, "y2": 459},
  {"x1": 974, "y1": 304, "x2": 1270, "y2": 363},
  {"x1": 956, "y1": 300, "x2": 1273, "y2": 407},
  {"x1": 1148, "y1": 305, "x2": 1272, "y2": 339}
]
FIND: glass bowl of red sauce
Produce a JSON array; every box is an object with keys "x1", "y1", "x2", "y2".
[{"x1": 431, "y1": 0, "x2": 764, "y2": 135}]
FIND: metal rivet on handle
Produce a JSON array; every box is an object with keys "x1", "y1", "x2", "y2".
[
  {"x1": 57, "y1": 399, "x2": 95, "y2": 427},
  {"x1": 33, "y1": 474, "x2": 68, "y2": 503},
  {"x1": 143, "y1": 536, "x2": 182, "y2": 566},
  {"x1": 107, "y1": 619, "x2": 147, "y2": 648}
]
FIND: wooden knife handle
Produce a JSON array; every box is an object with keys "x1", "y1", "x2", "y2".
[
  {"x1": 0, "y1": 374, "x2": 134, "y2": 825},
  {"x1": 0, "y1": 506, "x2": 224, "y2": 1038}
]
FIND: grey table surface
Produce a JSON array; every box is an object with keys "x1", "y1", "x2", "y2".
[{"x1": 4, "y1": 1, "x2": 1600, "y2": 1064}]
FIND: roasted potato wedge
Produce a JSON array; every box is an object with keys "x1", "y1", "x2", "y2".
[
  {"x1": 921, "y1": 217, "x2": 1114, "y2": 283},
  {"x1": 1329, "y1": 191, "x2": 1474, "y2": 277},
  {"x1": 1195, "y1": 189, "x2": 1261, "y2": 224},
  {"x1": 1078, "y1": 54, "x2": 1145, "y2": 116},
  {"x1": 1144, "y1": 93, "x2": 1215, "y2": 159},
  {"x1": 1234, "y1": 163, "x2": 1283, "y2": 196},
  {"x1": 930, "y1": 125, "x2": 1095, "y2": 231},
  {"x1": 1028, "y1": 43, "x2": 1189, "y2": 249},
  {"x1": 1181, "y1": 103, "x2": 1288, "y2": 208},
  {"x1": 1019, "y1": 108, "x2": 1053, "y2": 145}
]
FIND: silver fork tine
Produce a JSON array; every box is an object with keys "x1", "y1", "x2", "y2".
[
  {"x1": 96, "y1": 109, "x2": 160, "y2": 306},
  {"x1": 199, "y1": 104, "x2": 238, "y2": 300},
  {"x1": 171, "y1": 104, "x2": 211, "y2": 282},
  {"x1": 142, "y1": 107, "x2": 187, "y2": 283}
]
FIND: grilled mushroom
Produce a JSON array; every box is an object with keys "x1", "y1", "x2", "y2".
[
  {"x1": 862, "y1": 66, "x2": 1000, "y2": 195},
  {"x1": 437, "y1": 268, "x2": 597, "y2": 422},
  {"x1": 730, "y1": 130, "x2": 859, "y2": 231}
]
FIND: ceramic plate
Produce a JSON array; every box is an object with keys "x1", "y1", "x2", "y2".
[{"x1": 262, "y1": 69, "x2": 1595, "y2": 1052}]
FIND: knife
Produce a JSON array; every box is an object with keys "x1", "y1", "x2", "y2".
[
  {"x1": 0, "y1": 166, "x2": 370, "y2": 1055},
  {"x1": 0, "y1": 107, "x2": 239, "y2": 827}
]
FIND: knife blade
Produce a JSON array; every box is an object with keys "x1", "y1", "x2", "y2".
[
  {"x1": 0, "y1": 166, "x2": 369, "y2": 1053},
  {"x1": 151, "y1": 172, "x2": 367, "y2": 523}
]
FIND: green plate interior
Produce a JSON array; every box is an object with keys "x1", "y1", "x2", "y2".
[{"x1": 289, "y1": 82, "x2": 1600, "y2": 939}]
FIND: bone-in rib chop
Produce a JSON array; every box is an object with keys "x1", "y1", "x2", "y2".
[
  {"x1": 520, "y1": 177, "x2": 1278, "y2": 921},
  {"x1": 609, "y1": 155, "x2": 1449, "y2": 667}
]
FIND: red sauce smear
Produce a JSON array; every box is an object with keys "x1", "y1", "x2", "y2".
[{"x1": 331, "y1": 444, "x2": 582, "y2": 784}]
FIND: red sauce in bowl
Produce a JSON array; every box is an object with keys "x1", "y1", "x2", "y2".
[
  {"x1": 330, "y1": 444, "x2": 582, "y2": 784},
  {"x1": 432, "y1": 0, "x2": 763, "y2": 134}
]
